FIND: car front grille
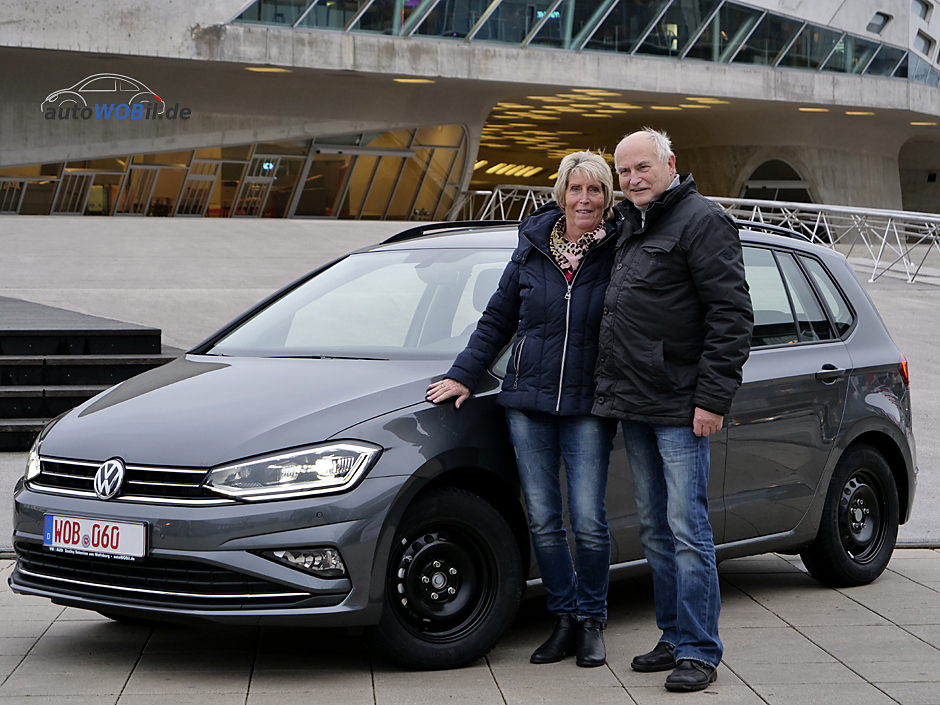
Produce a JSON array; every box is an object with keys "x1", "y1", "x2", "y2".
[
  {"x1": 14, "y1": 542, "x2": 344, "y2": 609},
  {"x1": 30, "y1": 456, "x2": 231, "y2": 505}
]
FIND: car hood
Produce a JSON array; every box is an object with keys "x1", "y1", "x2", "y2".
[{"x1": 40, "y1": 355, "x2": 449, "y2": 468}]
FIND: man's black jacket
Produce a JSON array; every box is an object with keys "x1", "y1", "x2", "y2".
[
  {"x1": 593, "y1": 175, "x2": 754, "y2": 425},
  {"x1": 446, "y1": 203, "x2": 616, "y2": 416}
]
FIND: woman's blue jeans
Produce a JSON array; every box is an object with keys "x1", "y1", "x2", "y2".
[
  {"x1": 620, "y1": 419, "x2": 723, "y2": 668},
  {"x1": 505, "y1": 408, "x2": 616, "y2": 622}
]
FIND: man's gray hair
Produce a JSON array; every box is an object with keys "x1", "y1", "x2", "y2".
[
  {"x1": 615, "y1": 127, "x2": 674, "y2": 168},
  {"x1": 552, "y1": 150, "x2": 615, "y2": 220}
]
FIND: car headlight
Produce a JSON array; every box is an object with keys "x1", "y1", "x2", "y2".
[
  {"x1": 204, "y1": 441, "x2": 382, "y2": 501},
  {"x1": 25, "y1": 437, "x2": 41, "y2": 481}
]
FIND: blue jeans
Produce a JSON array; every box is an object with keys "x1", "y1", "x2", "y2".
[
  {"x1": 506, "y1": 409, "x2": 616, "y2": 622},
  {"x1": 620, "y1": 419, "x2": 723, "y2": 667}
]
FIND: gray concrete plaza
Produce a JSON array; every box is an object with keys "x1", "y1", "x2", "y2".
[{"x1": 3, "y1": 550, "x2": 940, "y2": 704}]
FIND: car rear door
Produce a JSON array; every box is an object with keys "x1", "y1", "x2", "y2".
[{"x1": 722, "y1": 244, "x2": 853, "y2": 543}]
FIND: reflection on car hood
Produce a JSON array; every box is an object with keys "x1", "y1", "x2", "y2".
[{"x1": 39, "y1": 355, "x2": 448, "y2": 468}]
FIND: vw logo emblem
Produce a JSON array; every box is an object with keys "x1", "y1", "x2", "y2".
[{"x1": 94, "y1": 458, "x2": 125, "y2": 500}]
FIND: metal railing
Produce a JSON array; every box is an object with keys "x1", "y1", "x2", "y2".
[{"x1": 455, "y1": 186, "x2": 940, "y2": 283}]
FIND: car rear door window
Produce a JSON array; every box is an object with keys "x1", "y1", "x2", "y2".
[
  {"x1": 776, "y1": 252, "x2": 837, "y2": 342},
  {"x1": 799, "y1": 255, "x2": 855, "y2": 336},
  {"x1": 743, "y1": 246, "x2": 800, "y2": 347},
  {"x1": 743, "y1": 246, "x2": 839, "y2": 347}
]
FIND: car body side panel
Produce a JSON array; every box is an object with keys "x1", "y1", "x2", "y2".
[{"x1": 723, "y1": 341, "x2": 852, "y2": 542}]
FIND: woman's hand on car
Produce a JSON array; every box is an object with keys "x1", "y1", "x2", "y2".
[{"x1": 427, "y1": 378, "x2": 471, "y2": 408}]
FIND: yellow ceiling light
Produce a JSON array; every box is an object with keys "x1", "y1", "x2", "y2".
[
  {"x1": 799, "y1": 107, "x2": 829, "y2": 112},
  {"x1": 246, "y1": 66, "x2": 292, "y2": 73},
  {"x1": 846, "y1": 111, "x2": 875, "y2": 116},
  {"x1": 473, "y1": 160, "x2": 489, "y2": 170},
  {"x1": 557, "y1": 93, "x2": 596, "y2": 100},
  {"x1": 504, "y1": 165, "x2": 528, "y2": 176},
  {"x1": 546, "y1": 106, "x2": 581, "y2": 113},
  {"x1": 557, "y1": 131, "x2": 582, "y2": 135},
  {"x1": 485, "y1": 163, "x2": 508, "y2": 174},
  {"x1": 684, "y1": 97, "x2": 729, "y2": 104},
  {"x1": 568, "y1": 104, "x2": 598, "y2": 109},
  {"x1": 570, "y1": 89, "x2": 621, "y2": 96},
  {"x1": 583, "y1": 113, "x2": 611, "y2": 118},
  {"x1": 496, "y1": 102, "x2": 530, "y2": 109},
  {"x1": 651, "y1": 106, "x2": 683, "y2": 111},
  {"x1": 548, "y1": 172, "x2": 559, "y2": 180},
  {"x1": 601, "y1": 103, "x2": 641, "y2": 109},
  {"x1": 494, "y1": 163, "x2": 518, "y2": 175},
  {"x1": 911, "y1": 121, "x2": 938, "y2": 125},
  {"x1": 679, "y1": 104, "x2": 711, "y2": 109},
  {"x1": 529, "y1": 115, "x2": 561, "y2": 120},
  {"x1": 394, "y1": 78, "x2": 435, "y2": 83}
]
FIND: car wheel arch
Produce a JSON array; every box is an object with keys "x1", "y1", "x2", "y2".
[
  {"x1": 366, "y1": 465, "x2": 528, "y2": 613},
  {"x1": 832, "y1": 421, "x2": 913, "y2": 525}
]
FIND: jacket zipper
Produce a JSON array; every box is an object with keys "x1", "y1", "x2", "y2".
[
  {"x1": 512, "y1": 336, "x2": 526, "y2": 389},
  {"x1": 522, "y1": 228, "x2": 611, "y2": 413}
]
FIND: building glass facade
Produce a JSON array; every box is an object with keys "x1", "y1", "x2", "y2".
[
  {"x1": 0, "y1": 126, "x2": 468, "y2": 220},
  {"x1": 234, "y1": 0, "x2": 940, "y2": 86}
]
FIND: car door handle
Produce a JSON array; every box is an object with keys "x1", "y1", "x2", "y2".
[{"x1": 815, "y1": 364, "x2": 847, "y2": 383}]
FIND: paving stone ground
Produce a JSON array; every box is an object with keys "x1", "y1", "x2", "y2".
[{"x1": 3, "y1": 550, "x2": 940, "y2": 705}]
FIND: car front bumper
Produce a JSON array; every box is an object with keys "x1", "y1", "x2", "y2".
[{"x1": 9, "y1": 474, "x2": 407, "y2": 627}]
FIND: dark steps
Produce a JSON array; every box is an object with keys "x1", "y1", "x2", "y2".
[{"x1": 0, "y1": 297, "x2": 180, "y2": 451}]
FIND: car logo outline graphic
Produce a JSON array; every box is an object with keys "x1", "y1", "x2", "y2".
[
  {"x1": 41, "y1": 73, "x2": 165, "y2": 114},
  {"x1": 94, "y1": 458, "x2": 126, "y2": 500}
]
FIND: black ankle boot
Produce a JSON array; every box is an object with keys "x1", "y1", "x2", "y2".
[
  {"x1": 575, "y1": 618, "x2": 606, "y2": 667},
  {"x1": 530, "y1": 615, "x2": 577, "y2": 664}
]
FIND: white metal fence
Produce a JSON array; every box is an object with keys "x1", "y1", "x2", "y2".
[{"x1": 454, "y1": 186, "x2": 940, "y2": 283}]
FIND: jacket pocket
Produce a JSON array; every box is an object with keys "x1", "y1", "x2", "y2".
[
  {"x1": 635, "y1": 237, "x2": 683, "y2": 286},
  {"x1": 512, "y1": 336, "x2": 527, "y2": 389},
  {"x1": 647, "y1": 340, "x2": 673, "y2": 393}
]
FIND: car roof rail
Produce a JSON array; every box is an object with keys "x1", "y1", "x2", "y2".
[
  {"x1": 380, "y1": 220, "x2": 519, "y2": 245},
  {"x1": 734, "y1": 219, "x2": 812, "y2": 242}
]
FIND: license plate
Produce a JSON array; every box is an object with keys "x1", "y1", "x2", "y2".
[{"x1": 43, "y1": 515, "x2": 146, "y2": 559}]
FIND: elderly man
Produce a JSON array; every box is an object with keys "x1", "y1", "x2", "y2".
[{"x1": 593, "y1": 128, "x2": 753, "y2": 692}]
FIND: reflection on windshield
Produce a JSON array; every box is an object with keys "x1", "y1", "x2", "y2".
[{"x1": 209, "y1": 249, "x2": 511, "y2": 359}]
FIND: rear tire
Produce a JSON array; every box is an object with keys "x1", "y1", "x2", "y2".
[
  {"x1": 373, "y1": 486, "x2": 523, "y2": 669},
  {"x1": 800, "y1": 444, "x2": 899, "y2": 587}
]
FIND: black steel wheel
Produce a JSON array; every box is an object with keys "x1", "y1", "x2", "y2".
[
  {"x1": 373, "y1": 486, "x2": 523, "y2": 669},
  {"x1": 801, "y1": 444, "x2": 899, "y2": 587}
]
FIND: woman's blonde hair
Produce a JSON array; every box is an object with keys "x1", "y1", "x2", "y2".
[{"x1": 552, "y1": 151, "x2": 615, "y2": 220}]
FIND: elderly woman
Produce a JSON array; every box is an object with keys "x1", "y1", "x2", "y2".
[{"x1": 426, "y1": 151, "x2": 618, "y2": 667}]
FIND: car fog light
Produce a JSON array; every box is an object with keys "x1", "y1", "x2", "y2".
[{"x1": 266, "y1": 548, "x2": 347, "y2": 578}]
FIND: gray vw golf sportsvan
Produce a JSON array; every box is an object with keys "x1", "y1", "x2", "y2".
[{"x1": 10, "y1": 222, "x2": 916, "y2": 669}]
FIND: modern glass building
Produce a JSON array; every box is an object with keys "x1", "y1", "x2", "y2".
[
  {"x1": 0, "y1": 127, "x2": 467, "y2": 219},
  {"x1": 1, "y1": 0, "x2": 939, "y2": 217}
]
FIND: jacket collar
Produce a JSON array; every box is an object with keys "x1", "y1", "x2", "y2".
[
  {"x1": 521, "y1": 202, "x2": 618, "y2": 252},
  {"x1": 615, "y1": 173, "x2": 697, "y2": 235}
]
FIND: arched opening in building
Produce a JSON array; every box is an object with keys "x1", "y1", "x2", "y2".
[{"x1": 740, "y1": 160, "x2": 813, "y2": 203}]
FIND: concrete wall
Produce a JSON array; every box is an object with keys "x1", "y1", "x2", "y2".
[
  {"x1": 900, "y1": 137, "x2": 940, "y2": 212},
  {"x1": 678, "y1": 144, "x2": 904, "y2": 209}
]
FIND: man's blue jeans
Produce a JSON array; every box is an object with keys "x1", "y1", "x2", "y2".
[
  {"x1": 506, "y1": 409, "x2": 616, "y2": 622},
  {"x1": 620, "y1": 419, "x2": 723, "y2": 667}
]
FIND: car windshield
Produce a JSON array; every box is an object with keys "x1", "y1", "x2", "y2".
[{"x1": 207, "y1": 248, "x2": 512, "y2": 359}]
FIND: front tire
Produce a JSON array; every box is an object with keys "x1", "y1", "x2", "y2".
[
  {"x1": 800, "y1": 444, "x2": 899, "y2": 587},
  {"x1": 373, "y1": 486, "x2": 523, "y2": 669}
]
